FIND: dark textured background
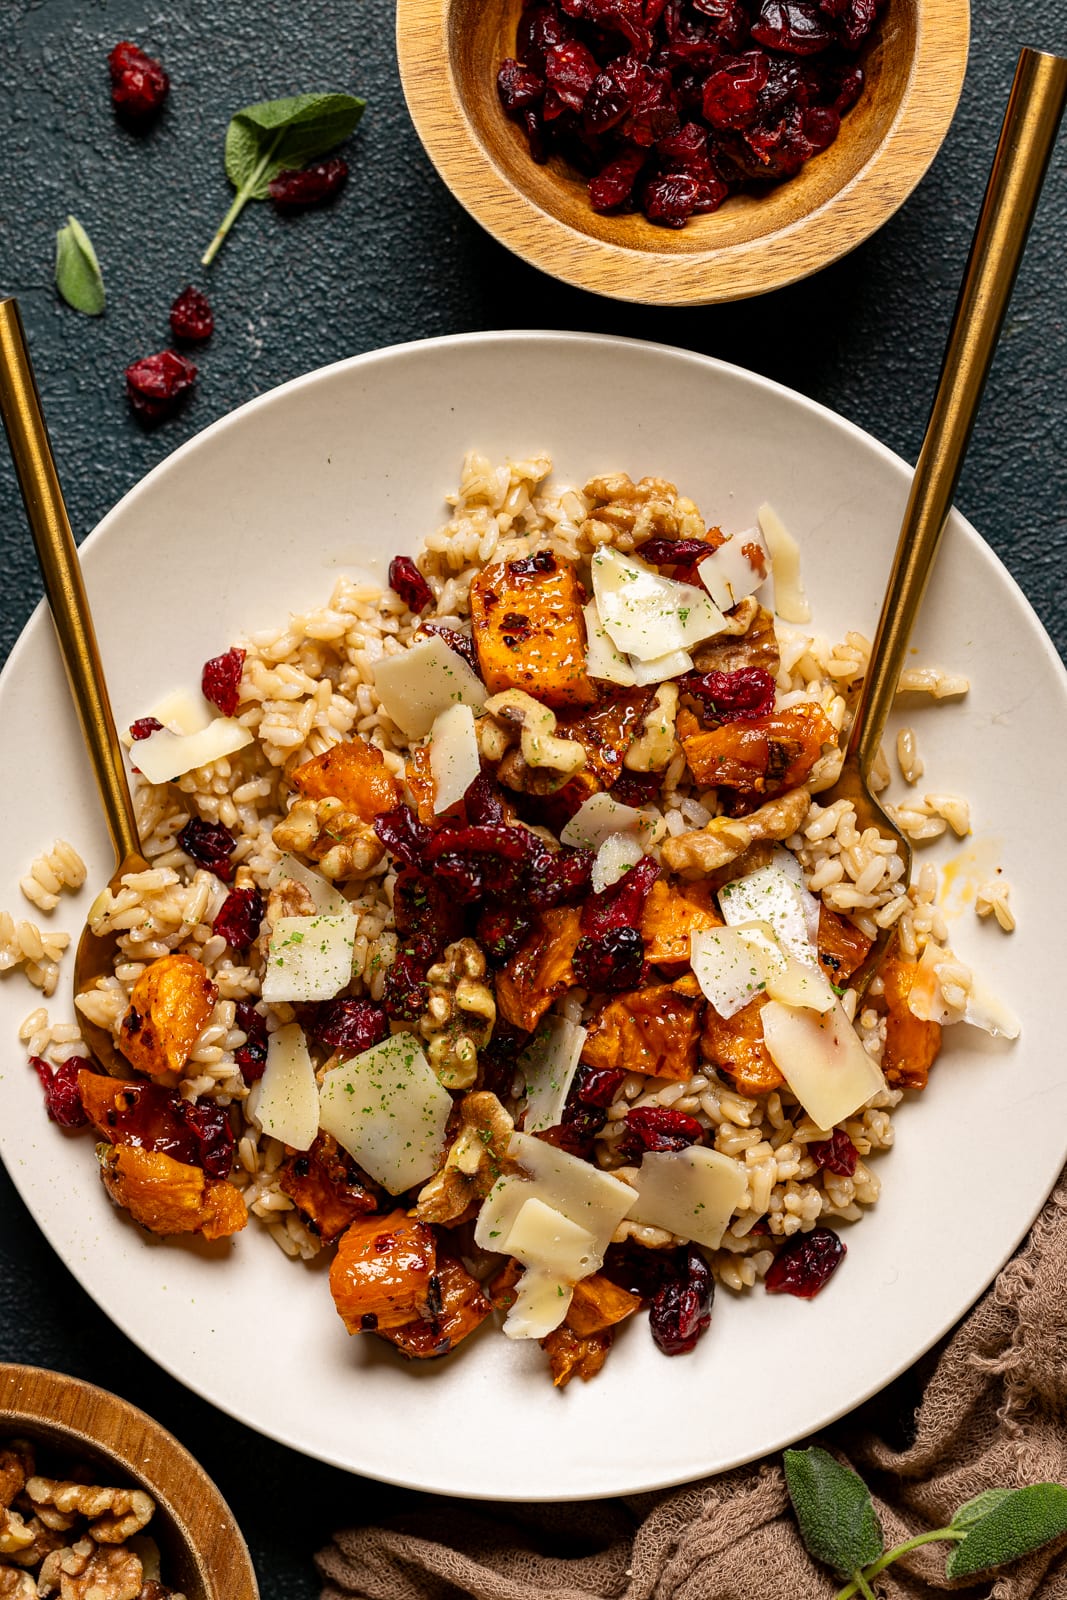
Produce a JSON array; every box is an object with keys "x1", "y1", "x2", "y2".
[{"x1": 0, "y1": 1, "x2": 1064, "y2": 1596}]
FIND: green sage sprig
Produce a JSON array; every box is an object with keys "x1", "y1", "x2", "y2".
[
  {"x1": 785, "y1": 1447, "x2": 1067, "y2": 1598},
  {"x1": 201, "y1": 92, "x2": 365, "y2": 266},
  {"x1": 54, "y1": 216, "x2": 105, "y2": 314}
]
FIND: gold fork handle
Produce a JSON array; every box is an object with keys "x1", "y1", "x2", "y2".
[
  {"x1": 849, "y1": 46, "x2": 1067, "y2": 779},
  {"x1": 0, "y1": 297, "x2": 140, "y2": 866}
]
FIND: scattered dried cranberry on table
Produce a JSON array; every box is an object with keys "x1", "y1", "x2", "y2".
[
  {"x1": 497, "y1": 0, "x2": 884, "y2": 227},
  {"x1": 107, "y1": 40, "x2": 169, "y2": 121},
  {"x1": 124, "y1": 350, "x2": 197, "y2": 424},
  {"x1": 268, "y1": 157, "x2": 349, "y2": 209},
  {"x1": 169, "y1": 285, "x2": 215, "y2": 342}
]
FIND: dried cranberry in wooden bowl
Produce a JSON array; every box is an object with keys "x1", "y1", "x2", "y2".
[{"x1": 396, "y1": 0, "x2": 967, "y2": 303}]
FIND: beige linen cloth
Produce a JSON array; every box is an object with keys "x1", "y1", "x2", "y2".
[{"x1": 318, "y1": 1177, "x2": 1067, "y2": 1600}]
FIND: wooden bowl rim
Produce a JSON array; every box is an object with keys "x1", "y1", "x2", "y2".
[
  {"x1": 397, "y1": 0, "x2": 970, "y2": 304},
  {"x1": 0, "y1": 1364, "x2": 258, "y2": 1600}
]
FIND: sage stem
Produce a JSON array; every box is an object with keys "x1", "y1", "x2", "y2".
[
  {"x1": 201, "y1": 130, "x2": 284, "y2": 266},
  {"x1": 834, "y1": 1529, "x2": 966, "y2": 1600}
]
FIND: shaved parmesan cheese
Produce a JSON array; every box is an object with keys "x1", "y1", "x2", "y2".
[
  {"x1": 560, "y1": 792, "x2": 648, "y2": 852},
  {"x1": 691, "y1": 923, "x2": 786, "y2": 1020},
  {"x1": 696, "y1": 527, "x2": 770, "y2": 613},
  {"x1": 628, "y1": 1146, "x2": 747, "y2": 1250},
  {"x1": 767, "y1": 956, "x2": 836, "y2": 1014},
  {"x1": 719, "y1": 865, "x2": 818, "y2": 966},
  {"x1": 758, "y1": 503, "x2": 811, "y2": 624},
  {"x1": 592, "y1": 832, "x2": 646, "y2": 893},
  {"x1": 626, "y1": 648, "x2": 694, "y2": 685},
  {"x1": 133, "y1": 718, "x2": 253, "y2": 784},
  {"x1": 770, "y1": 847, "x2": 821, "y2": 946},
  {"x1": 428, "y1": 702, "x2": 480, "y2": 813},
  {"x1": 261, "y1": 912, "x2": 358, "y2": 1003},
  {"x1": 373, "y1": 635, "x2": 486, "y2": 739},
  {"x1": 761, "y1": 998, "x2": 885, "y2": 1130},
  {"x1": 318, "y1": 1033, "x2": 452, "y2": 1193},
  {"x1": 268, "y1": 853, "x2": 348, "y2": 915},
  {"x1": 908, "y1": 944, "x2": 1021, "y2": 1039},
  {"x1": 591, "y1": 547, "x2": 726, "y2": 662},
  {"x1": 519, "y1": 1015, "x2": 587, "y2": 1135},
  {"x1": 502, "y1": 1197, "x2": 599, "y2": 1280},
  {"x1": 475, "y1": 1131, "x2": 636, "y2": 1257},
  {"x1": 147, "y1": 689, "x2": 213, "y2": 736},
  {"x1": 583, "y1": 600, "x2": 638, "y2": 685},
  {"x1": 502, "y1": 1269, "x2": 573, "y2": 1340},
  {"x1": 254, "y1": 1023, "x2": 319, "y2": 1151}
]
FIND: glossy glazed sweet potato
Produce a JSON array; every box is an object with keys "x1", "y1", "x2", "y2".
[
  {"x1": 403, "y1": 743, "x2": 438, "y2": 824},
  {"x1": 679, "y1": 704, "x2": 835, "y2": 795},
  {"x1": 98, "y1": 1145, "x2": 247, "y2": 1240},
  {"x1": 701, "y1": 993, "x2": 784, "y2": 1096},
  {"x1": 566, "y1": 1273, "x2": 641, "y2": 1338},
  {"x1": 881, "y1": 956, "x2": 943, "y2": 1090},
  {"x1": 469, "y1": 552, "x2": 596, "y2": 708},
  {"x1": 291, "y1": 736, "x2": 399, "y2": 819},
  {"x1": 495, "y1": 906, "x2": 582, "y2": 1030},
  {"x1": 640, "y1": 879, "x2": 722, "y2": 966},
  {"x1": 278, "y1": 1132, "x2": 379, "y2": 1243},
  {"x1": 117, "y1": 953, "x2": 217, "y2": 1080},
  {"x1": 581, "y1": 980, "x2": 702, "y2": 1082},
  {"x1": 376, "y1": 1254, "x2": 493, "y2": 1359},
  {"x1": 817, "y1": 905, "x2": 873, "y2": 985},
  {"x1": 330, "y1": 1211, "x2": 437, "y2": 1333},
  {"x1": 540, "y1": 1324, "x2": 613, "y2": 1387}
]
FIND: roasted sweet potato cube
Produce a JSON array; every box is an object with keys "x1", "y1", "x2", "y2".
[
  {"x1": 581, "y1": 982, "x2": 702, "y2": 1083},
  {"x1": 701, "y1": 994, "x2": 783, "y2": 1096},
  {"x1": 540, "y1": 1324, "x2": 613, "y2": 1387},
  {"x1": 557, "y1": 688, "x2": 655, "y2": 788},
  {"x1": 375, "y1": 1255, "x2": 493, "y2": 1359},
  {"x1": 118, "y1": 953, "x2": 217, "y2": 1081},
  {"x1": 566, "y1": 1274, "x2": 641, "y2": 1338},
  {"x1": 817, "y1": 905, "x2": 873, "y2": 984},
  {"x1": 679, "y1": 704, "x2": 836, "y2": 795},
  {"x1": 291, "y1": 736, "x2": 399, "y2": 819},
  {"x1": 403, "y1": 743, "x2": 438, "y2": 824},
  {"x1": 469, "y1": 552, "x2": 596, "y2": 708},
  {"x1": 486, "y1": 1257, "x2": 524, "y2": 1312},
  {"x1": 881, "y1": 957, "x2": 942, "y2": 1090},
  {"x1": 330, "y1": 1211, "x2": 437, "y2": 1332},
  {"x1": 278, "y1": 1132, "x2": 379, "y2": 1243},
  {"x1": 98, "y1": 1145, "x2": 247, "y2": 1240},
  {"x1": 692, "y1": 603, "x2": 780, "y2": 678},
  {"x1": 77, "y1": 1071, "x2": 143, "y2": 1138},
  {"x1": 495, "y1": 906, "x2": 582, "y2": 1030},
  {"x1": 640, "y1": 879, "x2": 723, "y2": 966}
]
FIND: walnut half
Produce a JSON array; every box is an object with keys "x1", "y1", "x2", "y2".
[
  {"x1": 25, "y1": 1481, "x2": 154, "y2": 1546},
  {"x1": 662, "y1": 786, "x2": 811, "y2": 876},
  {"x1": 415, "y1": 1091, "x2": 514, "y2": 1224},
  {"x1": 418, "y1": 939, "x2": 497, "y2": 1090}
]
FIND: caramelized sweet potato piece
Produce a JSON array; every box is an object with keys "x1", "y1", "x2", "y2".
[
  {"x1": 278, "y1": 1132, "x2": 379, "y2": 1243},
  {"x1": 692, "y1": 603, "x2": 780, "y2": 678},
  {"x1": 701, "y1": 994, "x2": 784, "y2": 1096},
  {"x1": 469, "y1": 552, "x2": 596, "y2": 708},
  {"x1": 98, "y1": 1145, "x2": 247, "y2": 1240},
  {"x1": 486, "y1": 1257, "x2": 524, "y2": 1312},
  {"x1": 679, "y1": 704, "x2": 836, "y2": 795},
  {"x1": 330, "y1": 1210, "x2": 437, "y2": 1332},
  {"x1": 495, "y1": 906, "x2": 582, "y2": 1030},
  {"x1": 404, "y1": 743, "x2": 438, "y2": 824},
  {"x1": 566, "y1": 1273, "x2": 641, "y2": 1337},
  {"x1": 540, "y1": 1324, "x2": 613, "y2": 1387},
  {"x1": 118, "y1": 953, "x2": 217, "y2": 1080},
  {"x1": 376, "y1": 1255, "x2": 492, "y2": 1359},
  {"x1": 557, "y1": 688, "x2": 655, "y2": 788},
  {"x1": 581, "y1": 981, "x2": 702, "y2": 1083},
  {"x1": 640, "y1": 879, "x2": 723, "y2": 966},
  {"x1": 817, "y1": 905, "x2": 873, "y2": 984},
  {"x1": 881, "y1": 956, "x2": 942, "y2": 1090},
  {"x1": 291, "y1": 736, "x2": 400, "y2": 819}
]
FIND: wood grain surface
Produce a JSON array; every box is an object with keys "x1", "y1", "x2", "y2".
[
  {"x1": 0, "y1": 1364, "x2": 259, "y2": 1600},
  {"x1": 397, "y1": 0, "x2": 970, "y2": 303}
]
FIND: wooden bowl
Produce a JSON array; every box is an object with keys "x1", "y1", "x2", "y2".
[
  {"x1": 396, "y1": 0, "x2": 969, "y2": 304},
  {"x1": 0, "y1": 1364, "x2": 258, "y2": 1600}
]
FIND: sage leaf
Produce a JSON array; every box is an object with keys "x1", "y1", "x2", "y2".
[
  {"x1": 54, "y1": 216, "x2": 105, "y2": 315},
  {"x1": 784, "y1": 1448, "x2": 884, "y2": 1578},
  {"x1": 202, "y1": 91, "x2": 365, "y2": 266},
  {"x1": 945, "y1": 1484, "x2": 1067, "y2": 1579},
  {"x1": 949, "y1": 1488, "x2": 1017, "y2": 1533}
]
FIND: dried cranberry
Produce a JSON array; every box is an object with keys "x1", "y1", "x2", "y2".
[
  {"x1": 31, "y1": 1058, "x2": 87, "y2": 1129},
  {"x1": 611, "y1": 770, "x2": 662, "y2": 807},
  {"x1": 650, "y1": 1246, "x2": 714, "y2": 1354},
  {"x1": 765, "y1": 1224, "x2": 846, "y2": 1297},
  {"x1": 581, "y1": 854, "x2": 660, "y2": 937},
  {"x1": 177, "y1": 817, "x2": 236, "y2": 881},
  {"x1": 637, "y1": 536, "x2": 713, "y2": 567},
  {"x1": 810, "y1": 1127, "x2": 857, "y2": 1177},
  {"x1": 584, "y1": 54, "x2": 643, "y2": 133},
  {"x1": 557, "y1": 1098, "x2": 608, "y2": 1151},
  {"x1": 573, "y1": 1063, "x2": 627, "y2": 1107},
  {"x1": 425, "y1": 823, "x2": 530, "y2": 866},
  {"x1": 388, "y1": 556, "x2": 434, "y2": 613},
  {"x1": 602, "y1": 1239, "x2": 681, "y2": 1300},
  {"x1": 303, "y1": 998, "x2": 389, "y2": 1056},
  {"x1": 125, "y1": 350, "x2": 197, "y2": 425},
  {"x1": 477, "y1": 905, "x2": 534, "y2": 966},
  {"x1": 517, "y1": 3, "x2": 575, "y2": 74},
  {"x1": 108, "y1": 40, "x2": 168, "y2": 120},
  {"x1": 589, "y1": 148, "x2": 647, "y2": 211},
  {"x1": 129, "y1": 716, "x2": 163, "y2": 741},
  {"x1": 644, "y1": 171, "x2": 725, "y2": 226},
  {"x1": 479, "y1": 1019, "x2": 531, "y2": 1097},
  {"x1": 498, "y1": 57, "x2": 546, "y2": 115},
  {"x1": 212, "y1": 886, "x2": 264, "y2": 950},
  {"x1": 374, "y1": 806, "x2": 433, "y2": 870},
  {"x1": 833, "y1": 63, "x2": 864, "y2": 110},
  {"x1": 545, "y1": 41, "x2": 599, "y2": 112},
  {"x1": 430, "y1": 853, "x2": 484, "y2": 903},
  {"x1": 90, "y1": 1079, "x2": 234, "y2": 1178},
  {"x1": 751, "y1": 1, "x2": 835, "y2": 53},
  {"x1": 655, "y1": 122, "x2": 714, "y2": 176},
  {"x1": 419, "y1": 621, "x2": 481, "y2": 676},
  {"x1": 526, "y1": 844, "x2": 594, "y2": 908},
  {"x1": 682, "y1": 666, "x2": 776, "y2": 723},
  {"x1": 572, "y1": 925, "x2": 646, "y2": 991},
  {"x1": 234, "y1": 1001, "x2": 268, "y2": 1081},
  {"x1": 169, "y1": 286, "x2": 214, "y2": 343},
  {"x1": 175, "y1": 1099, "x2": 235, "y2": 1179},
  {"x1": 622, "y1": 1104, "x2": 703, "y2": 1157},
  {"x1": 833, "y1": 0, "x2": 879, "y2": 47},
  {"x1": 383, "y1": 946, "x2": 432, "y2": 1021},
  {"x1": 624, "y1": 66, "x2": 679, "y2": 146},
  {"x1": 463, "y1": 772, "x2": 507, "y2": 826},
  {"x1": 393, "y1": 868, "x2": 465, "y2": 952},
  {"x1": 268, "y1": 158, "x2": 349, "y2": 209},
  {"x1": 201, "y1": 647, "x2": 246, "y2": 717},
  {"x1": 702, "y1": 50, "x2": 769, "y2": 128},
  {"x1": 802, "y1": 102, "x2": 840, "y2": 149}
]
